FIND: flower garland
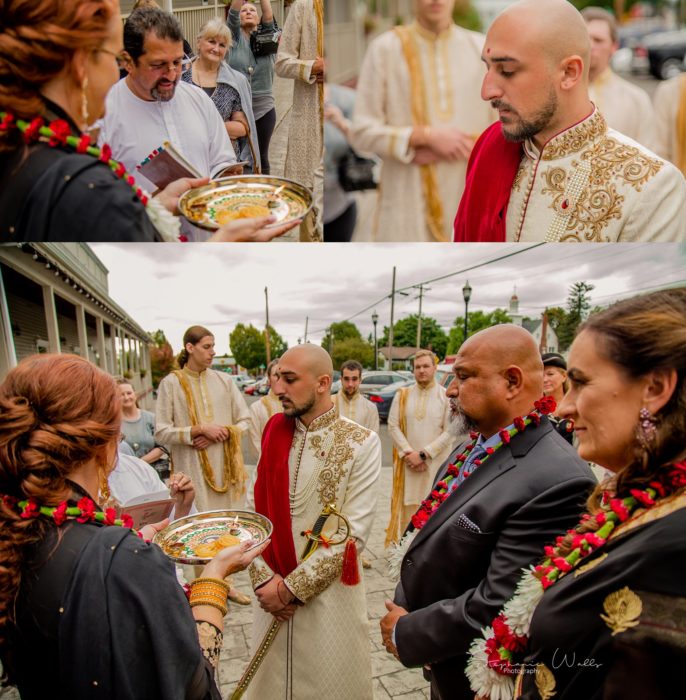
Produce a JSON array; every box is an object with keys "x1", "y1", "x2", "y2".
[
  {"x1": 0, "y1": 111, "x2": 149, "y2": 206},
  {"x1": 387, "y1": 396, "x2": 557, "y2": 580},
  {"x1": 465, "y1": 461, "x2": 686, "y2": 700},
  {"x1": 0, "y1": 494, "x2": 144, "y2": 537}
]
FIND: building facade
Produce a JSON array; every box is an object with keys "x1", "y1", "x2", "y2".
[{"x1": 0, "y1": 244, "x2": 154, "y2": 408}]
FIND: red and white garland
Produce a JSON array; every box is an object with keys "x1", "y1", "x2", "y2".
[
  {"x1": 465, "y1": 461, "x2": 686, "y2": 700},
  {"x1": 388, "y1": 397, "x2": 557, "y2": 580}
]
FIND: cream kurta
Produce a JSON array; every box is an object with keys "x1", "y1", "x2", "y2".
[
  {"x1": 333, "y1": 391, "x2": 380, "y2": 433},
  {"x1": 246, "y1": 409, "x2": 381, "y2": 699},
  {"x1": 276, "y1": 0, "x2": 322, "y2": 190},
  {"x1": 654, "y1": 74, "x2": 686, "y2": 175},
  {"x1": 388, "y1": 382, "x2": 452, "y2": 505},
  {"x1": 248, "y1": 391, "x2": 283, "y2": 459},
  {"x1": 505, "y1": 109, "x2": 686, "y2": 242},
  {"x1": 350, "y1": 22, "x2": 495, "y2": 242},
  {"x1": 589, "y1": 68, "x2": 656, "y2": 150},
  {"x1": 155, "y1": 368, "x2": 250, "y2": 511}
]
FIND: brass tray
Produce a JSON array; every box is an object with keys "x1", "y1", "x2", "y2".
[
  {"x1": 153, "y1": 509, "x2": 272, "y2": 565},
  {"x1": 178, "y1": 175, "x2": 313, "y2": 231}
]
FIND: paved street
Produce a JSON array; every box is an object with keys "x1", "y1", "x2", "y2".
[{"x1": 217, "y1": 419, "x2": 430, "y2": 699}]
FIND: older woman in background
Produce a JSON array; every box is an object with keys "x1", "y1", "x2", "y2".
[
  {"x1": 468, "y1": 288, "x2": 686, "y2": 700},
  {"x1": 228, "y1": 0, "x2": 276, "y2": 174},
  {"x1": 182, "y1": 18, "x2": 260, "y2": 173},
  {"x1": 0, "y1": 354, "x2": 267, "y2": 697}
]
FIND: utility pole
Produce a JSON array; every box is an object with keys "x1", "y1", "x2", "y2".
[
  {"x1": 304, "y1": 316, "x2": 309, "y2": 343},
  {"x1": 415, "y1": 283, "x2": 429, "y2": 350},
  {"x1": 264, "y1": 286, "x2": 271, "y2": 365},
  {"x1": 387, "y1": 267, "x2": 396, "y2": 371}
]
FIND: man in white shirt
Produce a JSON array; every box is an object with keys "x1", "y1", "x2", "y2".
[
  {"x1": 333, "y1": 360, "x2": 380, "y2": 434},
  {"x1": 99, "y1": 7, "x2": 238, "y2": 193}
]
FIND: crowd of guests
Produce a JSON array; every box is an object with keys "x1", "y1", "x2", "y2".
[{"x1": 0, "y1": 287, "x2": 684, "y2": 698}]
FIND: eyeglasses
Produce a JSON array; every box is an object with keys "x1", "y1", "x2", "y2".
[
  {"x1": 96, "y1": 47, "x2": 129, "y2": 69},
  {"x1": 144, "y1": 56, "x2": 192, "y2": 74}
]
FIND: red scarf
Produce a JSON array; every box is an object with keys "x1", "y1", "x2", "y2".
[
  {"x1": 253, "y1": 413, "x2": 298, "y2": 577},
  {"x1": 453, "y1": 123, "x2": 523, "y2": 242}
]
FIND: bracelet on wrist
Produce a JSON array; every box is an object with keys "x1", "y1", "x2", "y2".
[{"x1": 190, "y1": 598, "x2": 228, "y2": 617}]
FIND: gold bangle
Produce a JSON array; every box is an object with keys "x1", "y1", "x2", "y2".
[
  {"x1": 191, "y1": 577, "x2": 231, "y2": 592},
  {"x1": 190, "y1": 598, "x2": 228, "y2": 617},
  {"x1": 190, "y1": 587, "x2": 229, "y2": 604}
]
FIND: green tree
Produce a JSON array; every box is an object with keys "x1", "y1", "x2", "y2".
[
  {"x1": 149, "y1": 329, "x2": 174, "y2": 388},
  {"x1": 557, "y1": 282, "x2": 595, "y2": 350},
  {"x1": 321, "y1": 321, "x2": 362, "y2": 351},
  {"x1": 446, "y1": 308, "x2": 511, "y2": 353},
  {"x1": 331, "y1": 337, "x2": 375, "y2": 370},
  {"x1": 230, "y1": 324, "x2": 287, "y2": 373},
  {"x1": 380, "y1": 314, "x2": 449, "y2": 359},
  {"x1": 453, "y1": 0, "x2": 482, "y2": 31},
  {"x1": 544, "y1": 306, "x2": 568, "y2": 334}
]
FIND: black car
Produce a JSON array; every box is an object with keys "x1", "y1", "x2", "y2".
[
  {"x1": 645, "y1": 29, "x2": 686, "y2": 80},
  {"x1": 367, "y1": 379, "x2": 415, "y2": 423}
]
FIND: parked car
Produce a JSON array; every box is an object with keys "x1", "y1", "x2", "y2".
[
  {"x1": 435, "y1": 363, "x2": 454, "y2": 390},
  {"x1": 228, "y1": 374, "x2": 254, "y2": 391},
  {"x1": 359, "y1": 370, "x2": 413, "y2": 396},
  {"x1": 617, "y1": 19, "x2": 668, "y2": 74},
  {"x1": 247, "y1": 376, "x2": 270, "y2": 396},
  {"x1": 645, "y1": 29, "x2": 686, "y2": 80},
  {"x1": 367, "y1": 379, "x2": 415, "y2": 423}
]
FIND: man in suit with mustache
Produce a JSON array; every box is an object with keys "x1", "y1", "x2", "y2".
[{"x1": 380, "y1": 324, "x2": 595, "y2": 699}]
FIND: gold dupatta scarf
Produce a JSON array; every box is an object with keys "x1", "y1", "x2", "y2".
[
  {"x1": 676, "y1": 75, "x2": 686, "y2": 176},
  {"x1": 385, "y1": 387, "x2": 410, "y2": 546},
  {"x1": 173, "y1": 370, "x2": 246, "y2": 498},
  {"x1": 314, "y1": 0, "x2": 324, "y2": 132},
  {"x1": 394, "y1": 25, "x2": 447, "y2": 242}
]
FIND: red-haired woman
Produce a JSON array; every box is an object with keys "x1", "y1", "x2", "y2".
[
  {"x1": 0, "y1": 354, "x2": 267, "y2": 697},
  {"x1": 0, "y1": 0, "x2": 297, "y2": 242}
]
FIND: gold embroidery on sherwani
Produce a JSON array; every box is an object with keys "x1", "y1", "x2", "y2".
[
  {"x1": 534, "y1": 663, "x2": 557, "y2": 699},
  {"x1": 249, "y1": 560, "x2": 273, "y2": 590},
  {"x1": 584, "y1": 137, "x2": 663, "y2": 191},
  {"x1": 196, "y1": 622, "x2": 223, "y2": 669},
  {"x1": 574, "y1": 552, "x2": 608, "y2": 577},
  {"x1": 601, "y1": 587, "x2": 643, "y2": 636},
  {"x1": 541, "y1": 110, "x2": 607, "y2": 161},
  {"x1": 285, "y1": 552, "x2": 344, "y2": 602},
  {"x1": 512, "y1": 161, "x2": 527, "y2": 193}
]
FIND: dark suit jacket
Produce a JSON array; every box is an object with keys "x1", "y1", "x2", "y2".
[{"x1": 393, "y1": 416, "x2": 596, "y2": 700}]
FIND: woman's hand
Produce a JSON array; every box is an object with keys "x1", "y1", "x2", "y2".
[
  {"x1": 201, "y1": 539, "x2": 271, "y2": 579},
  {"x1": 139, "y1": 518, "x2": 170, "y2": 541},
  {"x1": 169, "y1": 472, "x2": 195, "y2": 518},
  {"x1": 155, "y1": 177, "x2": 210, "y2": 214},
  {"x1": 208, "y1": 216, "x2": 301, "y2": 242}
]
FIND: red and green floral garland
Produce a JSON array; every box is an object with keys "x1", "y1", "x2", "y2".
[
  {"x1": 0, "y1": 111, "x2": 149, "y2": 206},
  {"x1": 466, "y1": 461, "x2": 686, "y2": 699},
  {"x1": 411, "y1": 396, "x2": 557, "y2": 531},
  {"x1": 1, "y1": 494, "x2": 144, "y2": 537}
]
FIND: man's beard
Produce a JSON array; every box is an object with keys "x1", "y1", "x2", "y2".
[
  {"x1": 448, "y1": 400, "x2": 478, "y2": 438},
  {"x1": 151, "y1": 79, "x2": 177, "y2": 102},
  {"x1": 343, "y1": 387, "x2": 359, "y2": 399},
  {"x1": 281, "y1": 394, "x2": 316, "y2": 418},
  {"x1": 492, "y1": 88, "x2": 558, "y2": 143}
]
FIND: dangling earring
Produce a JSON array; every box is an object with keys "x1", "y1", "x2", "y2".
[
  {"x1": 98, "y1": 464, "x2": 116, "y2": 509},
  {"x1": 637, "y1": 407, "x2": 657, "y2": 448},
  {"x1": 81, "y1": 76, "x2": 90, "y2": 130}
]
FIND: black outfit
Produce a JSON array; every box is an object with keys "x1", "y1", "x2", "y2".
[
  {"x1": 519, "y1": 495, "x2": 686, "y2": 699},
  {"x1": 0, "y1": 101, "x2": 159, "y2": 242},
  {"x1": 324, "y1": 200, "x2": 357, "y2": 242},
  {"x1": 255, "y1": 107, "x2": 276, "y2": 174},
  {"x1": 10, "y1": 487, "x2": 219, "y2": 699},
  {"x1": 393, "y1": 417, "x2": 596, "y2": 700}
]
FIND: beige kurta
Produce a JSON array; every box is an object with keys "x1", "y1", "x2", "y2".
[
  {"x1": 276, "y1": 0, "x2": 322, "y2": 191},
  {"x1": 248, "y1": 391, "x2": 283, "y2": 459},
  {"x1": 388, "y1": 382, "x2": 452, "y2": 505},
  {"x1": 654, "y1": 74, "x2": 686, "y2": 175},
  {"x1": 155, "y1": 368, "x2": 251, "y2": 511},
  {"x1": 589, "y1": 68, "x2": 657, "y2": 150},
  {"x1": 505, "y1": 108, "x2": 686, "y2": 242},
  {"x1": 333, "y1": 391, "x2": 380, "y2": 433},
  {"x1": 350, "y1": 22, "x2": 495, "y2": 242},
  {"x1": 246, "y1": 408, "x2": 381, "y2": 699}
]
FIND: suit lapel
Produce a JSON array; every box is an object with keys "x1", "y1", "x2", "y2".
[{"x1": 407, "y1": 418, "x2": 554, "y2": 552}]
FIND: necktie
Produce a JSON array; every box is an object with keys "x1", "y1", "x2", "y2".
[{"x1": 455, "y1": 443, "x2": 487, "y2": 486}]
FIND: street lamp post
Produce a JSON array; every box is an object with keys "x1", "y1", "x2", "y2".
[
  {"x1": 462, "y1": 280, "x2": 472, "y2": 346},
  {"x1": 372, "y1": 310, "x2": 379, "y2": 371}
]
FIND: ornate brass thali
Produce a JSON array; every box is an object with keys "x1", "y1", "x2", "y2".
[
  {"x1": 153, "y1": 509, "x2": 272, "y2": 565},
  {"x1": 178, "y1": 175, "x2": 312, "y2": 231}
]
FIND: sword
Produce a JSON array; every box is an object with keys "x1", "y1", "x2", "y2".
[{"x1": 229, "y1": 503, "x2": 350, "y2": 699}]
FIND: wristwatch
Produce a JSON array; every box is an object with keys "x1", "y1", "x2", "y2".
[{"x1": 419, "y1": 450, "x2": 427, "y2": 461}]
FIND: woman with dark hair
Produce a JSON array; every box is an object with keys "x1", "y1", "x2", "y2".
[
  {"x1": 0, "y1": 0, "x2": 296, "y2": 242},
  {"x1": 467, "y1": 288, "x2": 686, "y2": 700},
  {"x1": 0, "y1": 354, "x2": 267, "y2": 698}
]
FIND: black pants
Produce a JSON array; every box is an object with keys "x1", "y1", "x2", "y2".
[
  {"x1": 324, "y1": 200, "x2": 357, "y2": 242},
  {"x1": 255, "y1": 107, "x2": 276, "y2": 175}
]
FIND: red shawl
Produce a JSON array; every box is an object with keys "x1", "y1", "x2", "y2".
[
  {"x1": 253, "y1": 413, "x2": 298, "y2": 577},
  {"x1": 453, "y1": 123, "x2": 523, "y2": 242}
]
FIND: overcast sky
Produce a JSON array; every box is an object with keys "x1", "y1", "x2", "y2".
[{"x1": 90, "y1": 243, "x2": 686, "y2": 355}]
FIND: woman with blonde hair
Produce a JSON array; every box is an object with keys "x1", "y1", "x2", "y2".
[
  {"x1": 0, "y1": 354, "x2": 267, "y2": 697},
  {"x1": 182, "y1": 18, "x2": 260, "y2": 172}
]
